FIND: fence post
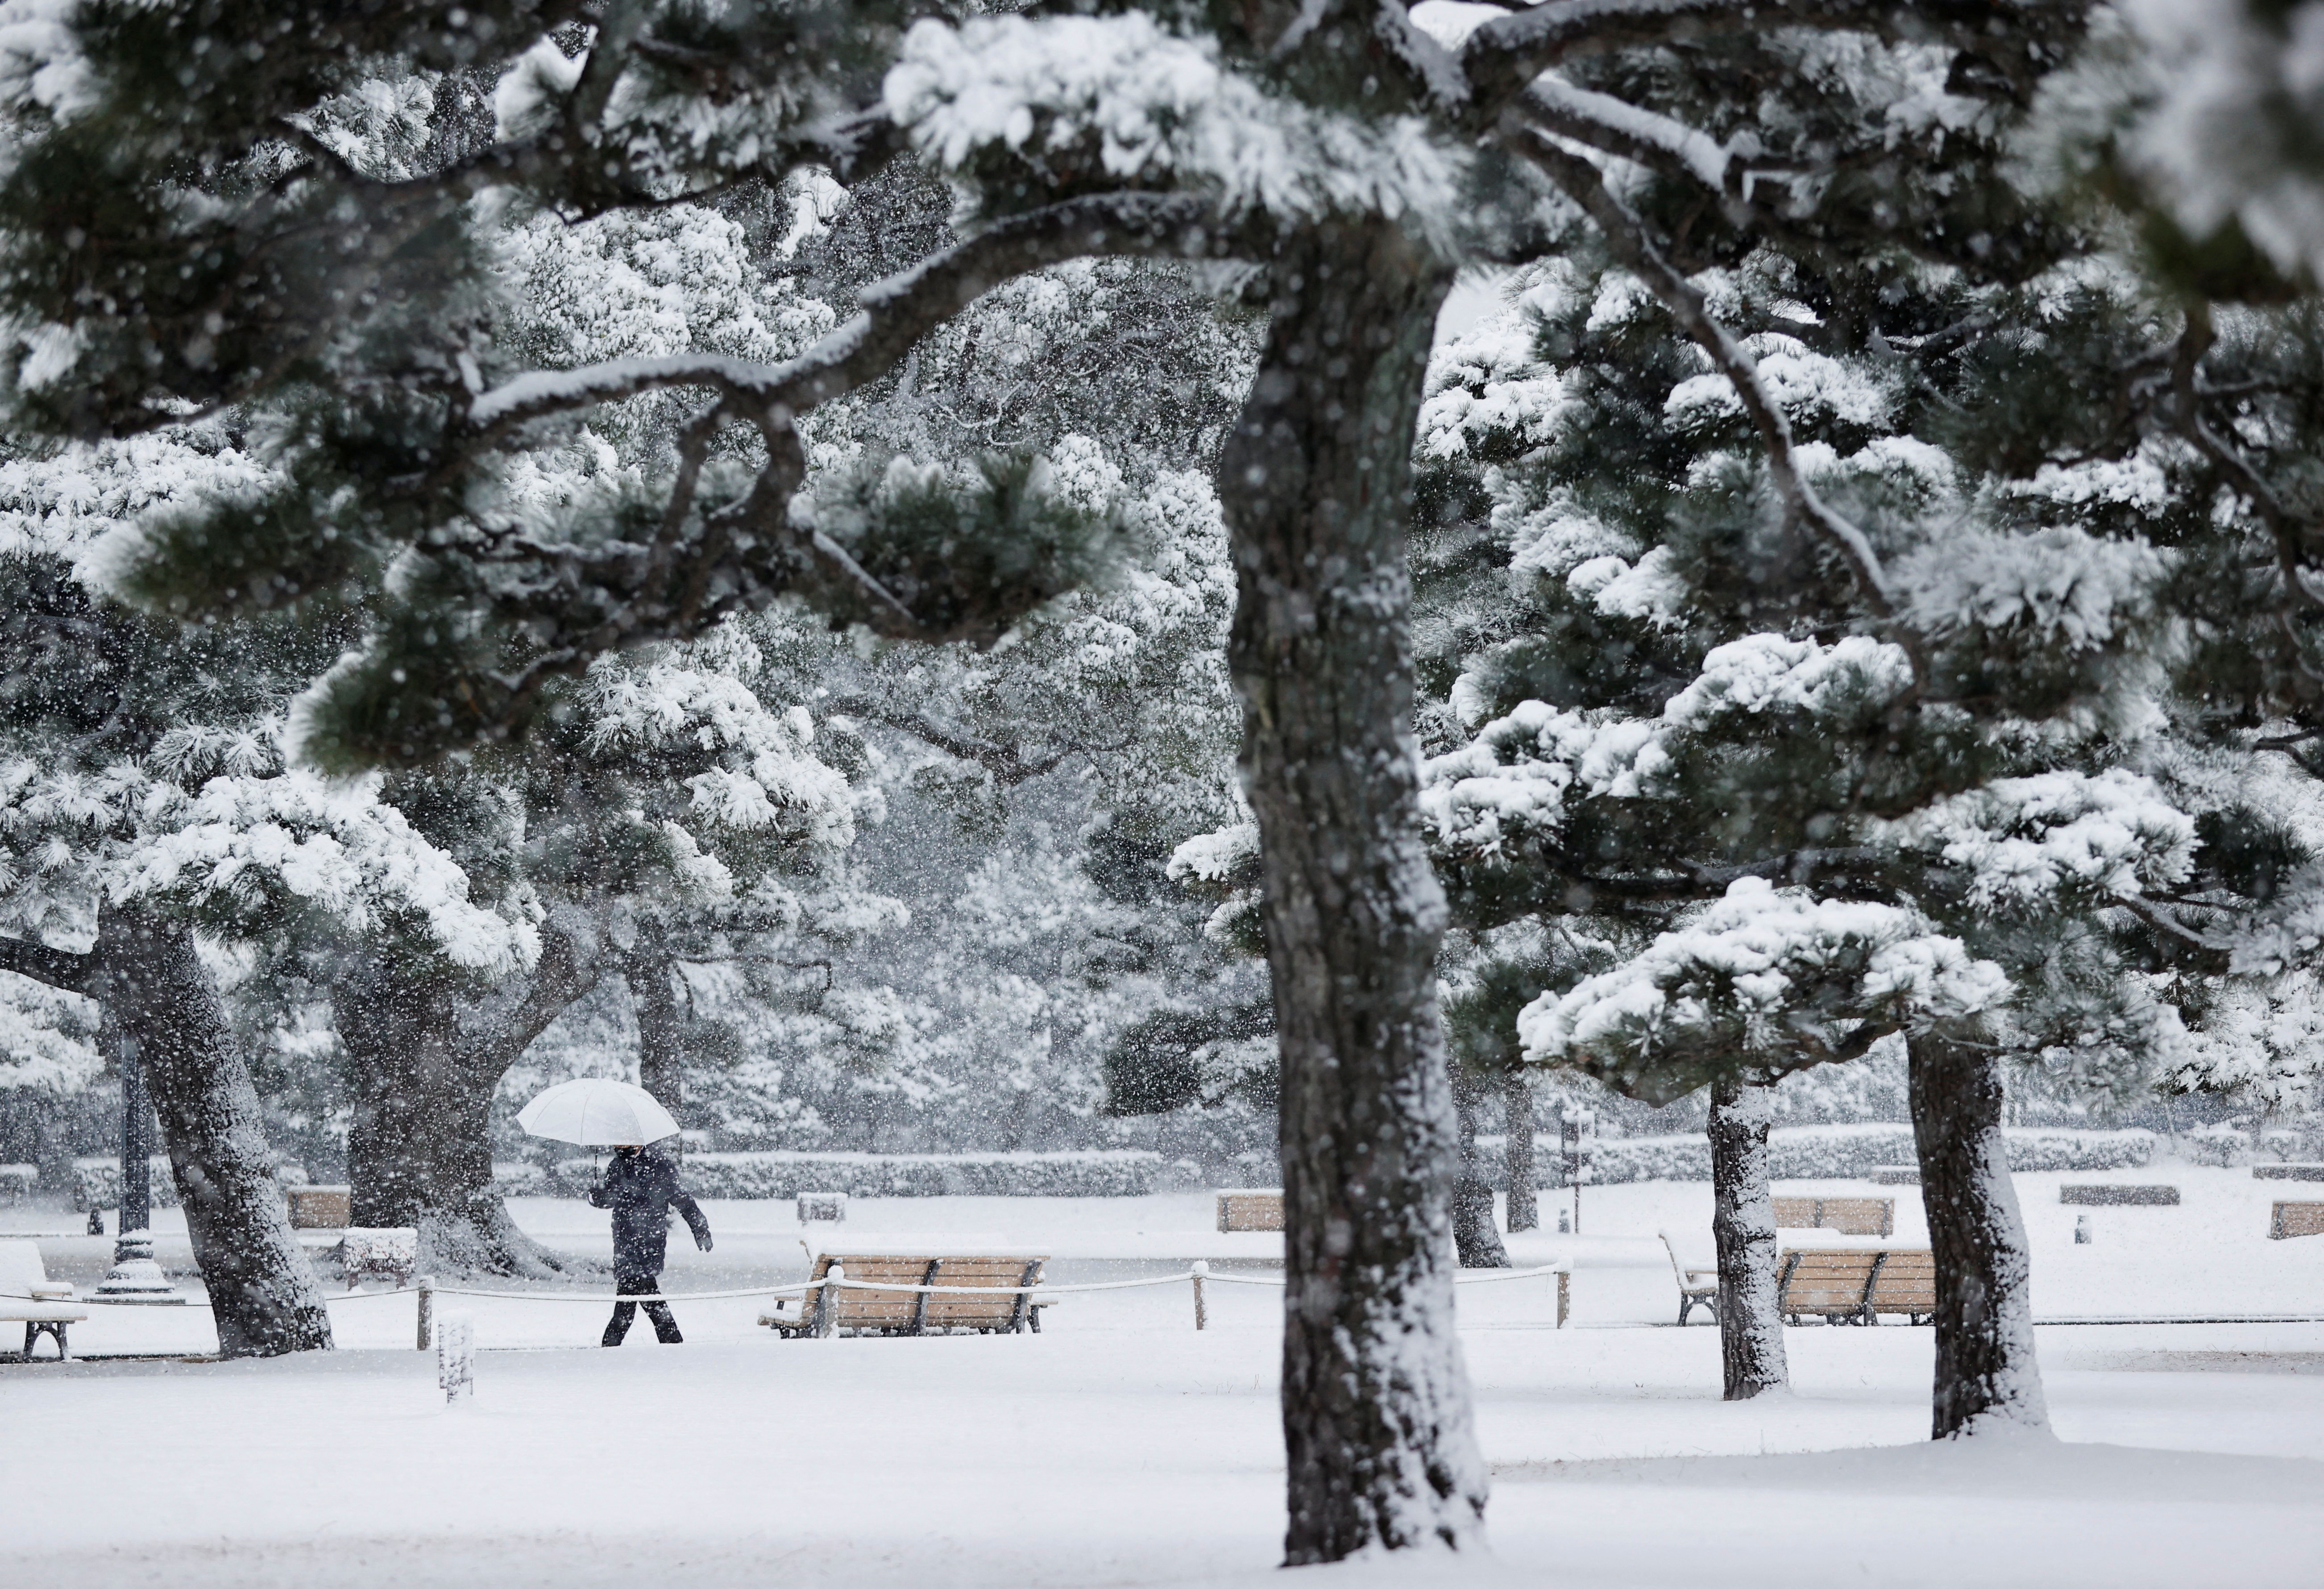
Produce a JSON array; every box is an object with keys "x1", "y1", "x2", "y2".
[
  {"x1": 436, "y1": 1310, "x2": 474, "y2": 1403},
  {"x1": 818, "y1": 1264, "x2": 842, "y2": 1339},
  {"x1": 1556, "y1": 1268, "x2": 1569, "y2": 1329},
  {"x1": 1190, "y1": 1261, "x2": 1208, "y2": 1331},
  {"x1": 416, "y1": 1273, "x2": 435, "y2": 1350}
]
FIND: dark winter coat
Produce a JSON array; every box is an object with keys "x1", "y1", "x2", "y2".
[{"x1": 587, "y1": 1149, "x2": 711, "y2": 1278}]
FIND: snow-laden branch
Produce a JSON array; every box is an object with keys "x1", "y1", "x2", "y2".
[
  {"x1": 0, "y1": 933, "x2": 91, "y2": 995},
  {"x1": 822, "y1": 695, "x2": 1078, "y2": 787},
  {"x1": 1457, "y1": 0, "x2": 1980, "y2": 117},
  {"x1": 466, "y1": 191, "x2": 1241, "y2": 436},
  {"x1": 1510, "y1": 132, "x2": 1905, "y2": 626},
  {"x1": 1522, "y1": 76, "x2": 1736, "y2": 192}
]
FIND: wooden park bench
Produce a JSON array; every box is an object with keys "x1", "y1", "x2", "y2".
[
  {"x1": 2270, "y1": 1202, "x2": 2324, "y2": 1239},
  {"x1": 286, "y1": 1185, "x2": 352, "y2": 1228},
  {"x1": 1216, "y1": 1190, "x2": 1284, "y2": 1232},
  {"x1": 0, "y1": 1237, "x2": 87, "y2": 1360},
  {"x1": 1658, "y1": 1231, "x2": 1720, "y2": 1325},
  {"x1": 1772, "y1": 1196, "x2": 1895, "y2": 1237},
  {"x1": 1777, "y1": 1247, "x2": 1935, "y2": 1325},
  {"x1": 759, "y1": 1254, "x2": 1054, "y2": 1337}
]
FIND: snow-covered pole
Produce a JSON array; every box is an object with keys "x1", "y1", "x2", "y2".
[
  {"x1": 1190, "y1": 1260, "x2": 1208, "y2": 1331},
  {"x1": 415, "y1": 1274, "x2": 435, "y2": 1351},
  {"x1": 436, "y1": 1310, "x2": 473, "y2": 1404},
  {"x1": 817, "y1": 1264, "x2": 842, "y2": 1339}
]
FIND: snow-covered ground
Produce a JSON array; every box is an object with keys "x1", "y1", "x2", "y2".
[{"x1": 5, "y1": 1172, "x2": 2323, "y2": 1585}]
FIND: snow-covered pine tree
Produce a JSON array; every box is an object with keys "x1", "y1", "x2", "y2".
[
  {"x1": 0, "y1": 0, "x2": 2109, "y2": 1553},
  {"x1": 0, "y1": 427, "x2": 540, "y2": 1352},
  {"x1": 1400, "y1": 10, "x2": 2275, "y2": 1431}
]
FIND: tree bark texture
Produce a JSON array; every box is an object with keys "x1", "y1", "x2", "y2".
[
  {"x1": 1502, "y1": 1071, "x2": 1538, "y2": 1233},
  {"x1": 1908, "y1": 1031, "x2": 2049, "y2": 1437},
  {"x1": 1707, "y1": 1076, "x2": 1787, "y2": 1400},
  {"x1": 1220, "y1": 215, "x2": 1486, "y2": 1563},
  {"x1": 625, "y1": 942, "x2": 685, "y2": 1164},
  {"x1": 97, "y1": 908, "x2": 332, "y2": 1357},
  {"x1": 335, "y1": 934, "x2": 598, "y2": 1278},
  {"x1": 1451, "y1": 1069, "x2": 1510, "y2": 1268}
]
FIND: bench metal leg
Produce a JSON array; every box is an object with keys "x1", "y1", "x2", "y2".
[{"x1": 22, "y1": 1319, "x2": 67, "y2": 1360}]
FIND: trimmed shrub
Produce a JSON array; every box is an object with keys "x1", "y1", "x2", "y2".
[
  {"x1": 1478, "y1": 1124, "x2": 2154, "y2": 1187},
  {"x1": 542, "y1": 1149, "x2": 1165, "y2": 1199}
]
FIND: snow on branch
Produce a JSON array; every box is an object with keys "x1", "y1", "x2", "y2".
[
  {"x1": 1874, "y1": 769, "x2": 2198, "y2": 913},
  {"x1": 1509, "y1": 132, "x2": 1908, "y2": 632},
  {"x1": 1519, "y1": 876, "x2": 2008, "y2": 1102},
  {"x1": 884, "y1": 12, "x2": 1469, "y2": 232},
  {"x1": 1522, "y1": 75, "x2": 1736, "y2": 191},
  {"x1": 467, "y1": 191, "x2": 1237, "y2": 436}
]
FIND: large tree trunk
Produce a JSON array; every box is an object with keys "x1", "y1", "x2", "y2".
[
  {"x1": 1707, "y1": 1076, "x2": 1787, "y2": 1400},
  {"x1": 335, "y1": 958, "x2": 588, "y2": 1278},
  {"x1": 98, "y1": 908, "x2": 332, "y2": 1357},
  {"x1": 1502, "y1": 1071, "x2": 1538, "y2": 1233},
  {"x1": 1908, "y1": 1031, "x2": 2048, "y2": 1437},
  {"x1": 1221, "y1": 215, "x2": 1484, "y2": 1563},
  {"x1": 1451, "y1": 1068, "x2": 1510, "y2": 1267}
]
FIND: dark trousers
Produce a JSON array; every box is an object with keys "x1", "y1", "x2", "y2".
[{"x1": 603, "y1": 1271, "x2": 682, "y2": 1345}]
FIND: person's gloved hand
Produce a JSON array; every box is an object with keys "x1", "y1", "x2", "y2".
[{"x1": 697, "y1": 1232, "x2": 714, "y2": 1252}]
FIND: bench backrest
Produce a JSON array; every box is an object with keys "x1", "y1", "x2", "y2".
[
  {"x1": 1217, "y1": 1191, "x2": 1284, "y2": 1232},
  {"x1": 810, "y1": 1253, "x2": 1048, "y2": 1331},
  {"x1": 1778, "y1": 1249, "x2": 1880, "y2": 1312},
  {"x1": 0, "y1": 1236, "x2": 50, "y2": 1292},
  {"x1": 2270, "y1": 1201, "x2": 2324, "y2": 1239},
  {"x1": 1771, "y1": 1196, "x2": 1894, "y2": 1236},
  {"x1": 1866, "y1": 1248, "x2": 1936, "y2": 1311},
  {"x1": 1779, "y1": 1247, "x2": 1935, "y2": 1314}
]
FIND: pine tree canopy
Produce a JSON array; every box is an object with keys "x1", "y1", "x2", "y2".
[{"x1": 0, "y1": 0, "x2": 2123, "y2": 779}]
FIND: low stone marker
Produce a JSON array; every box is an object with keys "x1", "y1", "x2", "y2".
[{"x1": 2060, "y1": 1185, "x2": 2179, "y2": 1206}]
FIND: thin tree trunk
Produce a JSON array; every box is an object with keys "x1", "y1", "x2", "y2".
[
  {"x1": 1221, "y1": 215, "x2": 1484, "y2": 1562},
  {"x1": 99, "y1": 908, "x2": 332, "y2": 1357},
  {"x1": 1502, "y1": 1071, "x2": 1538, "y2": 1233},
  {"x1": 625, "y1": 941, "x2": 685, "y2": 1165},
  {"x1": 1708, "y1": 1076, "x2": 1787, "y2": 1400},
  {"x1": 1908, "y1": 1030, "x2": 2048, "y2": 1437},
  {"x1": 1451, "y1": 1069, "x2": 1510, "y2": 1267}
]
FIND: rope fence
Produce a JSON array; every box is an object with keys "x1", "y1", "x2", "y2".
[{"x1": 4, "y1": 1259, "x2": 1579, "y2": 1344}]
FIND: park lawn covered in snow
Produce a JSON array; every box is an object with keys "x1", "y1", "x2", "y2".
[
  {"x1": 5, "y1": 1181, "x2": 2324, "y2": 1585},
  {"x1": 2, "y1": 1294, "x2": 2320, "y2": 1587}
]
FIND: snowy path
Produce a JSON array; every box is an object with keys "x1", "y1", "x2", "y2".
[{"x1": 4, "y1": 1178, "x2": 2322, "y2": 1584}]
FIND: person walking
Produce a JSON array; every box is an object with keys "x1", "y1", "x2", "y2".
[{"x1": 589, "y1": 1143, "x2": 713, "y2": 1345}]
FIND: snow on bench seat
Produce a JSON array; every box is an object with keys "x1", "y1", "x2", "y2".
[
  {"x1": 760, "y1": 1253, "x2": 1052, "y2": 1337},
  {"x1": 1, "y1": 1237, "x2": 87, "y2": 1359}
]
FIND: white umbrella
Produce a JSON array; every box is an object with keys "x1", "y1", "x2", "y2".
[{"x1": 516, "y1": 1078, "x2": 681, "y2": 1148}]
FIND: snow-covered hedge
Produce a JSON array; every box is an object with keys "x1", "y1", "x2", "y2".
[
  {"x1": 539, "y1": 1149, "x2": 1166, "y2": 1199},
  {"x1": 71, "y1": 1155, "x2": 181, "y2": 1211},
  {"x1": 1478, "y1": 1124, "x2": 2154, "y2": 1187},
  {"x1": 0, "y1": 1162, "x2": 32, "y2": 1203}
]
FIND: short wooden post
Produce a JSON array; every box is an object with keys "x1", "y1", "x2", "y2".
[
  {"x1": 436, "y1": 1311, "x2": 474, "y2": 1403},
  {"x1": 1556, "y1": 1269, "x2": 1569, "y2": 1329},
  {"x1": 818, "y1": 1263, "x2": 843, "y2": 1338},
  {"x1": 415, "y1": 1273, "x2": 435, "y2": 1351},
  {"x1": 1191, "y1": 1261, "x2": 1208, "y2": 1331}
]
